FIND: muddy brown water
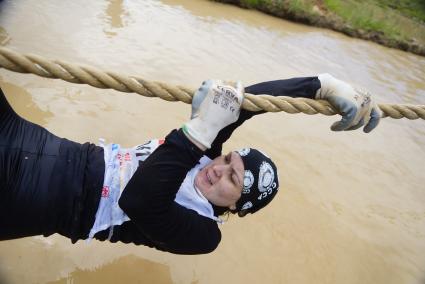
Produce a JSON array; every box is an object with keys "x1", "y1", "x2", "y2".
[{"x1": 0, "y1": 0, "x2": 425, "y2": 283}]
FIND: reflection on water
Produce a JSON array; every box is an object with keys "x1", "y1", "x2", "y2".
[
  {"x1": 48, "y1": 255, "x2": 173, "y2": 284},
  {"x1": 0, "y1": 26, "x2": 10, "y2": 45},
  {"x1": 0, "y1": 78, "x2": 53, "y2": 124},
  {"x1": 103, "y1": 0, "x2": 129, "y2": 37},
  {"x1": 0, "y1": 0, "x2": 424, "y2": 283},
  {"x1": 162, "y1": 0, "x2": 309, "y2": 34}
]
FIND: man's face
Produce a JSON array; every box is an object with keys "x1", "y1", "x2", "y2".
[{"x1": 194, "y1": 151, "x2": 244, "y2": 210}]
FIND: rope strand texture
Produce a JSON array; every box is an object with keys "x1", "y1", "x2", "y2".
[{"x1": 1, "y1": 47, "x2": 424, "y2": 120}]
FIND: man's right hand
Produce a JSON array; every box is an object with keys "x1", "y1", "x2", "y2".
[{"x1": 316, "y1": 73, "x2": 381, "y2": 133}]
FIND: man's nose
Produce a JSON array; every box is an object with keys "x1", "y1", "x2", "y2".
[{"x1": 213, "y1": 164, "x2": 231, "y2": 175}]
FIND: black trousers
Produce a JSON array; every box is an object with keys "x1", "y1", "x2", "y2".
[{"x1": 0, "y1": 88, "x2": 104, "y2": 242}]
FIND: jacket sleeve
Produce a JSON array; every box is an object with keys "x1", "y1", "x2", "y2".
[
  {"x1": 245, "y1": 76, "x2": 320, "y2": 99},
  {"x1": 119, "y1": 129, "x2": 221, "y2": 255},
  {"x1": 205, "y1": 76, "x2": 321, "y2": 159}
]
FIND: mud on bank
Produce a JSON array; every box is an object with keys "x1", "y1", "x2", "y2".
[{"x1": 212, "y1": 0, "x2": 425, "y2": 56}]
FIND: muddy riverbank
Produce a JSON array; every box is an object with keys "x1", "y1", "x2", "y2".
[{"x1": 212, "y1": 0, "x2": 425, "y2": 56}]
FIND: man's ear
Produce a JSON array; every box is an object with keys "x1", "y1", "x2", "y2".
[{"x1": 238, "y1": 209, "x2": 248, "y2": 217}]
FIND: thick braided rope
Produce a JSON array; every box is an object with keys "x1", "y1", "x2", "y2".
[{"x1": 1, "y1": 47, "x2": 424, "y2": 120}]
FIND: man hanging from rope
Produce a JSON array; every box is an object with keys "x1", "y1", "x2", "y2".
[{"x1": 0, "y1": 74, "x2": 380, "y2": 254}]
